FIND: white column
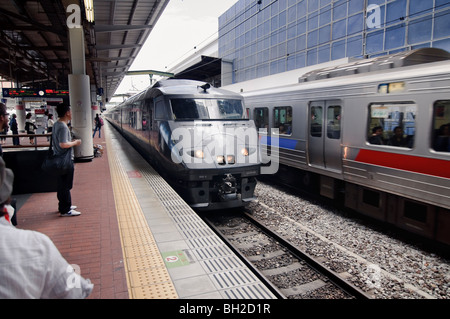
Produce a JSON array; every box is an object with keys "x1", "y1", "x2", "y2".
[
  {"x1": 15, "y1": 99, "x2": 26, "y2": 132},
  {"x1": 68, "y1": 26, "x2": 93, "y2": 160},
  {"x1": 69, "y1": 75, "x2": 93, "y2": 160}
]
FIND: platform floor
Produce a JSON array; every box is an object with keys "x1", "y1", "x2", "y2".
[
  {"x1": 14, "y1": 122, "x2": 276, "y2": 299},
  {"x1": 15, "y1": 127, "x2": 127, "y2": 299}
]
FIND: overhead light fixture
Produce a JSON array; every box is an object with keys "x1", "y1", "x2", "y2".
[{"x1": 84, "y1": 0, "x2": 94, "y2": 23}]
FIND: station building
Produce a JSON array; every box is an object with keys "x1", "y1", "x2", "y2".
[{"x1": 217, "y1": 0, "x2": 450, "y2": 88}]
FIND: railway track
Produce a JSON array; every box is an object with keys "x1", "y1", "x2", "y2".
[{"x1": 202, "y1": 211, "x2": 371, "y2": 299}]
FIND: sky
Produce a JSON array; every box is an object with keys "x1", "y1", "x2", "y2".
[{"x1": 114, "y1": 0, "x2": 239, "y2": 95}]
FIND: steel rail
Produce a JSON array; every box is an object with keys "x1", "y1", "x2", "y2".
[
  {"x1": 203, "y1": 215, "x2": 287, "y2": 299},
  {"x1": 243, "y1": 211, "x2": 372, "y2": 299}
]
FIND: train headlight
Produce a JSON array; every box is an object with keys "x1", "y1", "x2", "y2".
[
  {"x1": 217, "y1": 155, "x2": 225, "y2": 165},
  {"x1": 194, "y1": 150, "x2": 204, "y2": 159},
  {"x1": 227, "y1": 155, "x2": 235, "y2": 164},
  {"x1": 189, "y1": 149, "x2": 205, "y2": 159},
  {"x1": 241, "y1": 147, "x2": 249, "y2": 156}
]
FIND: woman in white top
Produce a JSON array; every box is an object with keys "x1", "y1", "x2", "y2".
[{"x1": 47, "y1": 113, "x2": 54, "y2": 141}]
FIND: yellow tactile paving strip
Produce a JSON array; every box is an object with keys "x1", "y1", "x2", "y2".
[{"x1": 105, "y1": 126, "x2": 178, "y2": 299}]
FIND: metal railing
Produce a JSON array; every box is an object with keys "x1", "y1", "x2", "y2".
[{"x1": 1, "y1": 133, "x2": 51, "y2": 150}]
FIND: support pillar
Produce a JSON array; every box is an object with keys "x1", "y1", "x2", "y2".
[
  {"x1": 15, "y1": 99, "x2": 26, "y2": 132},
  {"x1": 68, "y1": 26, "x2": 93, "y2": 160},
  {"x1": 69, "y1": 74, "x2": 93, "y2": 160}
]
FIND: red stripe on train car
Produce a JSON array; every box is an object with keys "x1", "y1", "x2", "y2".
[{"x1": 354, "y1": 149, "x2": 450, "y2": 179}]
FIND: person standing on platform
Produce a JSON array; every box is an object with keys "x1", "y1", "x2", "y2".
[
  {"x1": 92, "y1": 113, "x2": 102, "y2": 138},
  {"x1": 9, "y1": 114, "x2": 19, "y2": 146},
  {"x1": 0, "y1": 104, "x2": 17, "y2": 226},
  {"x1": 0, "y1": 125, "x2": 7, "y2": 145},
  {"x1": 25, "y1": 113, "x2": 37, "y2": 145},
  {"x1": 0, "y1": 103, "x2": 8, "y2": 156},
  {"x1": 53, "y1": 103, "x2": 82, "y2": 217},
  {"x1": 0, "y1": 159, "x2": 93, "y2": 298},
  {"x1": 47, "y1": 113, "x2": 54, "y2": 141}
]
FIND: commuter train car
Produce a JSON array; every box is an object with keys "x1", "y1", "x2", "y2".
[
  {"x1": 106, "y1": 79, "x2": 260, "y2": 210},
  {"x1": 243, "y1": 48, "x2": 450, "y2": 245}
]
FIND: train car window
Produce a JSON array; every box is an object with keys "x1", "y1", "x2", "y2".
[
  {"x1": 133, "y1": 102, "x2": 143, "y2": 131},
  {"x1": 123, "y1": 105, "x2": 132, "y2": 129},
  {"x1": 432, "y1": 100, "x2": 450, "y2": 153},
  {"x1": 129, "y1": 110, "x2": 137, "y2": 130},
  {"x1": 368, "y1": 102, "x2": 416, "y2": 148},
  {"x1": 254, "y1": 107, "x2": 269, "y2": 133},
  {"x1": 273, "y1": 106, "x2": 292, "y2": 135},
  {"x1": 327, "y1": 106, "x2": 341, "y2": 139},
  {"x1": 144, "y1": 100, "x2": 152, "y2": 131},
  {"x1": 310, "y1": 106, "x2": 322, "y2": 137}
]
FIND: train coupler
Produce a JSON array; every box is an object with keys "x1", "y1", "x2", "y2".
[{"x1": 216, "y1": 174, "x2": 238, "y2": 201}]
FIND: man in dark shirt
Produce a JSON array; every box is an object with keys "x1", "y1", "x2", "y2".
[{"x1": 52, "y1": 103, "x2": 82, "y2": 217}]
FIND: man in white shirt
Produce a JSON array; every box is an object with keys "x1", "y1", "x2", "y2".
[{"x1": 0, "y1": 141, "x2": 93, "y2": 298}]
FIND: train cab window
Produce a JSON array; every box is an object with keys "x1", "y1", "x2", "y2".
[
  {"x1": 327, "y1": 106, "x2": 341, "y2": 139},
  {"x1": 171, "y1": 99, "x2": 208, "y2": 120},
  {"x1": 368, "y1": 102, "x2": 416, "y2": 148},
  {"x1": 273, "y1": 106, "x2": 292, "y2": 135},
  {"x1": 432, "y1": 100, "x2": 450, "y2": 153},
  {"x1": 254, "y1": 107, "x2": 269, "y2": 133},
  {"x1": 215, "y1": 99, "x2": 245, "y2": 119},
  {"x1": 170, "y1": 99, "x2": 244, "y2": 120}
]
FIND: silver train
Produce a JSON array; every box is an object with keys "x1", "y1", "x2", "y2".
[
  {"x1": 106, "y1": 79, "x2": 260, "y2": 210},
  {"x1": 243, "y1": 48, "x2": 450, "y2": 245}
]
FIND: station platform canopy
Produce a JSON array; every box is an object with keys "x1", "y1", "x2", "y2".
[
  {"x1": 0, "y1": 0, "x2": 169, "y2": 101},
  {"x1": 172, "y1": 56, "x2": 221, "y2": 82}
]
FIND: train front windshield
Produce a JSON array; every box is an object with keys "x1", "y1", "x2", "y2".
[{"x1": 171, "y1": 99, "x2": 246, "y2": 120}]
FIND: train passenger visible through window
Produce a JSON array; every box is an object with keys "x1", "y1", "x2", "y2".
[
  {"x1": 434, "y1": 123, "x2": 450, "y2": 152},
  {"x1": 368, "y1": 102, "x2": 416, "y2": 148},
  {"x1": 369, "y1": 126, "x2": 385, "y2": 145},
  {"x1": 388, "y1": 126, "x2": 408, "y2": 147},
  {"x1": 254, "y1": 107, "x2": 269, "y2": 133},
  {"x1": 432, "y1": 100, "x2": 450, "y2": 153},
  {"x1": 273, "y1": 106, "x2": 292, "y2": 135}
]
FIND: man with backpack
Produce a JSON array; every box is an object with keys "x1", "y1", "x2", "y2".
[{"x1": 92, "y1": 114, "x2": 103, "y2": 138}]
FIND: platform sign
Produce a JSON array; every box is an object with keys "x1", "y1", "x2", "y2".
[
  {"x1": 44, "y1": 89, "x2": 69, "y2": 97},
  {"x1": 3, "y1": 88, "x2": 41, "y2": 97},
  {"x1": 162, "y1": 250, "x2": 192, "y2": 268},
  {"x1": 127, "y1": 170, "x2": 142, "y2": 178},
  {"x1": 2, "y1": 88, "x2": 69, "y2": 98}
]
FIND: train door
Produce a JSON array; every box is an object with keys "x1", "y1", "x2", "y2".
[{"x1": 308, "y1": 100, "x2": 342, "y2": 173}]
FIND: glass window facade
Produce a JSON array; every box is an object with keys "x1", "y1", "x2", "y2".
[{"x1": 218, "y1": 0, "x2": 450, "y2": 84}]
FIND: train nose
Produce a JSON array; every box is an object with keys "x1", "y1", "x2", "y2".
[{"x1": 206, "y1": 133, "x2": 254, "y2": 167}]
